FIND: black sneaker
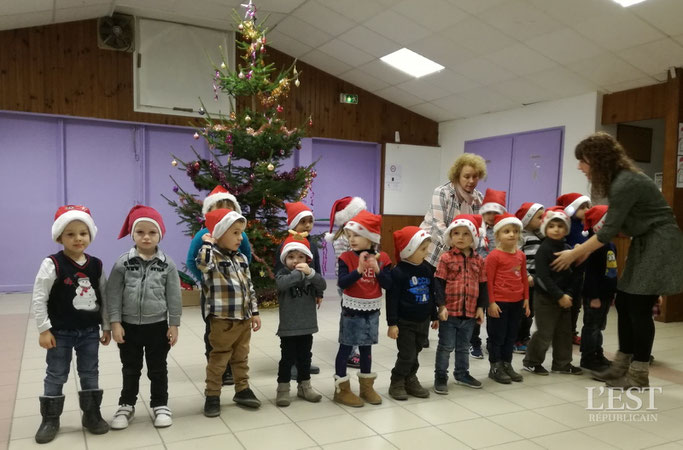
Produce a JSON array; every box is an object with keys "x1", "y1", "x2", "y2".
[
  {"x1": 523, "y1": 364, "x2": 550, "y2": 376},
  {"x1": 552, "y1": 365, "x2": 583, "y2": 375},
  {"x1": 310, "y1": 364, "x2": 320, "y2": 375},
  {"x1": 433, "y1": 378, "x2": 448, "y2": 395},
  {"x1": 454, "y1": 372, "x2": 482, "y2": 389},
  {"x1": 203, "y1": 396, "x2": 221, "y2": 417},
  {"x1": 488, "y1": 362, "x2": 512, "y2": 384},
  {"x1": 233, "y1": 388, "x2": 261, "y2": 408},
  {"x1": 580, "y1": 359, "x2": 609, "y2": 372}
]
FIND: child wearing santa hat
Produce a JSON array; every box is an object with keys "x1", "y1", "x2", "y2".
[
  {"x1": 433, "y1": 215, "x2": 488, "y2": 394},
  {"x1": 185, "y1": 186, "x2": 251, "y2": 387},
  {"x1": 333, "y1": 210, "x2": 392, "y2": 407},
  {"x1": 107, "y1": 205, "x2": 182, "y2": 430},
  {"x1": 274, "y1": 202, "x2": 323, "y2": 377},
  {"x1": 513, "y1": 202, "x2": 545, "y2": 354},
  {"x1": 579, "y1": 205, "x2": 617, "y2": 373},
  {"x1": 470, "y1": 188, "x2": 506, "y2": 359},
  {"x1": 196, "y1": 208, "x2": 262, "y2": 416},
  {"x1": 32, "y1": 205, "x2": 110, "y2": 443},
  {"x1": 386, "y1": 226, "x2": 438, "y2": 400},
  {"x1": 274, "y1": 235, "x2": 327, "y2": 407},
  {"x1": 485, "y1": 213, "x2": 530, "y2": 384},
  {"x1": 557, "y1": 192, "x2": 591, "y2": 345},
  {"x1": 325, "y1": 196, "x2": 367, "y2": 368},
  {"x1": 522, "y1": 207, "x2": 582, "y2": 377}
]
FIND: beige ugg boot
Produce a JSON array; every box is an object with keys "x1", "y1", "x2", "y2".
[
  {"x1": 358, "y1": 372, "x2": 382, "y2": 405},
  {"x1": 607, "y1": 360, "x2": 650, "y2": 388},
  {"x1": 333, "y1": 375, "x2": 364, "y2": 407},
  {"x1": 593, "y1": 351, "x2": 632, "y2": 381}
]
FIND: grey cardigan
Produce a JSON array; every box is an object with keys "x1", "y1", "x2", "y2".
[
  {"x1": 107, "y1": 247, "x2": 182, "y2": 326},
  {"x1": 597, "y1": 170, "x2": 683, "y2": 295},
  {"x1": 275, "y1": 267, "x2": 326, "y2": 337}
]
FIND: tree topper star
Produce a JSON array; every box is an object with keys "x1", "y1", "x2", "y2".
[{"x1": 241, "y1": 0, "x2": 256, "y2": 20}]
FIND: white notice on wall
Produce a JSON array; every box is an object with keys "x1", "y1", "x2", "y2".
[
  {"x1": 385, "y1": 163, "x2": 402, "y2": 191},
  {"x1": 678, "y1": 156, "x2": 683, "y2": 188}
]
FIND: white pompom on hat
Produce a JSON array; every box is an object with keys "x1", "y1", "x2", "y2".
[{"x1": 324, "y1": 196, "x2": 367, "y2": 242}]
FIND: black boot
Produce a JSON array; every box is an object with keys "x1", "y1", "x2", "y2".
[
  {"x1": 35, "y1": 395, "x2": 65, "y2": 444},
  {"x1": 78, "y1": 389, "x2": 109, "y2": 435}
]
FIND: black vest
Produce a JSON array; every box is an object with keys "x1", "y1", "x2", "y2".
[{"x1": 47, "y1": 251, "x2": 103, "y2": 330}]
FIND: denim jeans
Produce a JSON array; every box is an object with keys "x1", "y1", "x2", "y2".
[
  {"x1": 44, "y1": 326, "x2": 100, "y2": 396},
  {"x1": 435, "y1": 316, "x2": 475, "y2": 380}
]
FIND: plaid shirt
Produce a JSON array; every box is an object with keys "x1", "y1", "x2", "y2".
[
  {"x1": 196, "y1": 243, "x2": 258, "y2": 320},
  {"x1": 421, "y1": 182, "x2": 483, "y2": 267},
  {"x1": 435, "y1": 248, "x2": 486, "y2": 318}
]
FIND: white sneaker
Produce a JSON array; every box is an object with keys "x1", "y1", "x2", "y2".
[
  {"x1": 153, "y1": 406, "x2": 173, "y2": 428},
  {"x1": 111, "y1": 404, "x2": 135, "y2": 430}
]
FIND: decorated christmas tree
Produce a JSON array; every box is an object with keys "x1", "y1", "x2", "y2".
[{"x1": 165, "y1": 1, "x2": 317, "y2": 302}]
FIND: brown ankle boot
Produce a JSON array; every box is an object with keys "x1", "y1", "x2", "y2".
[
  {"x1": 358, "y1": 372, "x2": 382, "y2": 405},
  {"x1": 607, "y1": 360, "x2": 650, "y2": 388},
  {"x1": 405, "y1": 375, "x2": 430, "y2": 398},
  {"x1": 594, "y1": 351, "x2": 631, "y2": 381},
  {"x1": 333, "y1": 375, "x2": 364, "y2": 407}
]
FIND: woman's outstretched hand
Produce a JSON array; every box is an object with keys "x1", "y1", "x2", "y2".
[{"x1": 551, "y1": 248, "x2": 576, "y2": 271}]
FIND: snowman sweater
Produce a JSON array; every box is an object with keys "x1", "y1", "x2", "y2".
[{"x1": 32, "y1": 251, "x2": 110, "y2": 332}]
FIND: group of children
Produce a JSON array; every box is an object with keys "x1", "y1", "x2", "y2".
[{"x1": 31, "y1": 184, "x2": 616, "y2": 443}]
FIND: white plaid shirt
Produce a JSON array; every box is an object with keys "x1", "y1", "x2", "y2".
[{"x1": 420, "y1": 182, "x2": 483, "y2": 267}]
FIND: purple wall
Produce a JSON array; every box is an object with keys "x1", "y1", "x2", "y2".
[
  {"x1": 0, "y1": 112, "x2": 380, "y2": 291},
  {"x1": 465, "y1": 127, "x2": 564, "y2": 213}
]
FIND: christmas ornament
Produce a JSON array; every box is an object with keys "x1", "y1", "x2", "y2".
[
  {"x1": 238, "y1": 23, "x2": 243, "y2": 31},
  {"x1": 259, "y1": 269, "x2": 265, "y2": 277},
  {"x1": 171, "y1": 159, "x2": 178, "y2": 166},
  {"x1": 220, "y1": 62, "x2": 226, "y2": 69},
  {"x1": 238, "y1": 72, "x2": 245, "y2": 79},
  {"x1": 173, "y1": 186, "x2": 179, "y2": 193},
  {"x1": 245, "y1": 115, "x2": 251, "y2": 123},
  {"x1": 198, "y1": 107, "x2": 206, "y2": 115},
  {"x1": 295, "y1": 79, "x2": 300, "y2": 87},
  {"x1": 194, "y1": 162, "x2": 200, "y2": 170},
  {"x1": 267, "y1": 163, "x2": 274, "y2": 171},
  {"x1": 193, "y1": 132, "x2": 200, "y2": 139},
  {"x1": 276, "y1": 105, "x2": 283, "y2": 113}
]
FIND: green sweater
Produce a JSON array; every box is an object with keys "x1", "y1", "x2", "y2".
[{"x1": 597, "y1": 170, "x2": 683, "y2": 295}]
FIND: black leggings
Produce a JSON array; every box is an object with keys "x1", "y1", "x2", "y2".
[
  {"x1": 615, "y1": 290, "x2": 657, "y2": 362},
  {"x1": 335, "y1": 345, "x2": 371, "y2": 377}
]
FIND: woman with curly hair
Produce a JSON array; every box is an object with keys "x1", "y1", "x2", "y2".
[
  {"x1": 553, "y1": 132, "x2": 683, "y2": 388},
  {"x1": 421, "y1": 153, "x2": 487, "y2": 269}
]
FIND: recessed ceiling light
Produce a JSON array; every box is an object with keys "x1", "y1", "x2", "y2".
[
  {"x1": 612, "y1": 0, "x2": 648, "y2": 6},
  {"x1": 380, "y1": 48, "x2": 444, "y2": 78}
]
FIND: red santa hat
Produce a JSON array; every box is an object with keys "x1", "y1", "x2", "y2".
[
  {"x1": 515, "y1": 202, "x2": 544, "y2": 228},
  {"x1": 344, "y1": 210, "x2": 382, "y2": 244},
  {"x1": 204, "y1": 208, "x2": 246, "y2": 240},
  {"x1": 444, "y1": 214, "x2": 482, "y2": 249},
  {"x1": 279, "y1": 234, "x2": 313, "y2": 264},
  {"x1": 493, "y1": 212, "x2": 523, "y2": 235},
  {"x1": 324, "y1": 196, "x2": 367, "y2": 242},
  {"x1": 556, "y1": 193, "x2": 591, "y2": 217},
  {"x1": 118, "y1": 205, "x2": 166, "y2": 240},
  {"x1": 52, "y1": 205, "x2": 98, "y2": 243},
  {"x1": 539, "y1": 206, "x2": 570, "y2": 237},
  {"x1": 583, "y1": 205, "x2": 608, "y2": 236},
  {"x1": 202, "y1": 185, "x2": 242, "y2": 215},
  {"x1": 393, "y1": 226, "x2": 431, "y2": 262},
  {"x1": 480, "y1": 188, "x2": 507, "y2": 215},
  {"x1": 285, "y1": 202, "x2": 313, "y2": 230}
]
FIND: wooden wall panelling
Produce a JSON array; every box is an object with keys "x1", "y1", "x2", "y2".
[
  {"x1": 0, "y1": 19, "x2": 438, "y2": 145},
  {"x1": 601, "y1": 83, "x2": 668, "y2": 125},
  {"x1": 381, "y1": 215, "x2": 425, "y2": 265}
]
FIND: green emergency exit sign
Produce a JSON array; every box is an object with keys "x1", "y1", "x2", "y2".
[{"x1": 339, "y1": 93, "x2": 358, "y2": 104}]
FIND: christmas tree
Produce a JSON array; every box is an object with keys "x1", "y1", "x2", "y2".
[{"x1": 165, "y1": 1, "x2": 317, "y2": 302}]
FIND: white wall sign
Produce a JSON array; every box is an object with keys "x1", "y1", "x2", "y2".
[{"x1": 385, "y1": 163, "x2": 402, "y2": 191}]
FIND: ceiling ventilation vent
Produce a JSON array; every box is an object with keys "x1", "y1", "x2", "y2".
[{"x1": 97, "y1": 13, "x2": 134, "y2": 52}]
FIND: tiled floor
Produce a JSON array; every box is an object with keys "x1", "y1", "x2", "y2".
[{"x1": 4, "y1": 288, "x2": 683, "y2": 450}]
